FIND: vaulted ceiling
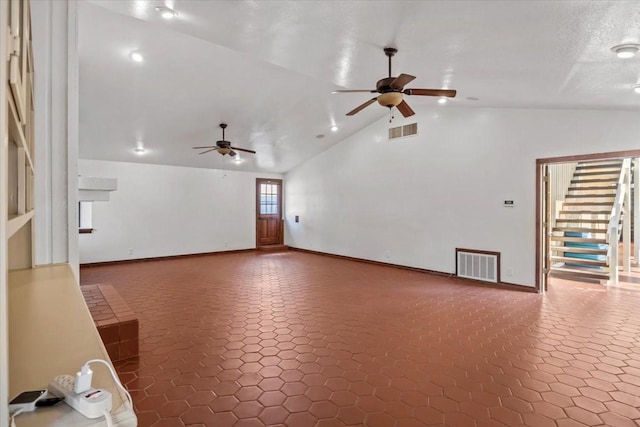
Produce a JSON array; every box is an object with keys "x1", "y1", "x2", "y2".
[{"x1": 79, "y1": 1, "x2": 640, "y2": 173}]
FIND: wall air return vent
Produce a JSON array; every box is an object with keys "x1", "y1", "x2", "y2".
[
  {"x1": 456, "y1": 248, "x2": 500, "y2": 283},
  {"x1": 388, "y1": 122, "x2": 418, "y2": 140}
]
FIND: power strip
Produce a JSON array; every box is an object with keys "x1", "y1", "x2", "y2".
[{"x1": 49, "y1": 374, "x2": 112, "y2": 419}]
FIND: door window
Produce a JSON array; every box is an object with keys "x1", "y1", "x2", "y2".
[{"x1": 259, "y1": 183, "x2": 279, "y2": 215}]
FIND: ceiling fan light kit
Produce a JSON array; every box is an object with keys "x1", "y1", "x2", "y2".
[
  {"x1": 336, "y1": 47, "x2": 457, "y2": 118},
  {"x1": 377, "y1": 92, "x2": 403, "y2": 107}
]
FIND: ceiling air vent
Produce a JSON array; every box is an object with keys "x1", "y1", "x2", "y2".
[{"x1": 388, "y1": 122, "x2": 418, "y2": 140}]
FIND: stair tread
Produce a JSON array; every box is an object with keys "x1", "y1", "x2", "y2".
[
  {"x1": 574, "y1": 173, "x2": 621, "y2": 177},
  {"x1": 576, "y1": 162, "x2": 622, "y2": 169},
  {"x1": 568, "y1": 186, "x2": 617, "y2": 191},
  {"x1": 549, "y1": 236, "x2": 607, "y2": 243},
  {"x1": 549, "y1": 267, "x2": 610, "y2": 279},
  {"x1": 565, "y1": 194, "x2": 615, "y2": 198},
  {"x1": 560, "y1": 209, "x2": 611, "y2": 215},
  {"x1": 563, "y1": 202, "x2": 615, "y2": 206},
  {"x1": 552, "y1": 227, "x2": 607, "y2": 233},
  {"x1": 571, "y1": 178, "x2": 619, "y2": 182},
  {"x1": 550, "y1": 256, "x2": 608, "y2": 266},
  {"x1": 575, "y1": 167, "x2": 622, "y2": 172},
  {"x1": 549, "y1": 245, "x2": 608, "y2": 254},
  {"x1": 555, "y1": 219, "x2": 610, "y2": 224}
]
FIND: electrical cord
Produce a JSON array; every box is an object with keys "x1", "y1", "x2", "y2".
[
  {"x1": 9, "y1": 408, "x2": 24, "y2": 427},
  {"x1": 103, "y1": 409, "x2": 114, "y2": 427},
  {"x1": 82, "y1": 359, "x2": 133, "y2": 409}
]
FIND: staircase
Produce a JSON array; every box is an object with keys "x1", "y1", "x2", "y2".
[{"x1": 549, "y1": 160, "x2": 624, "y2": 282}]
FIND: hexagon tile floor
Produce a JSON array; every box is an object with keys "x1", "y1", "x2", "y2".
[{"x1": 79, "y1": 251, "x2": 640, "y2": 427}]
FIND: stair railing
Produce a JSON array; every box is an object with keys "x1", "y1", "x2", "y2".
[{"x1": 607, "y1": 158, "x2": 631, "y2": 285}]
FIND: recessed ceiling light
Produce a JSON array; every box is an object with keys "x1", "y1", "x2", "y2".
[
  {"x1": 155, "y1": 6, "x2": 178, "y2": 19},
  {"x1": 330, "y1": 125, "x2": 338, "y2": 132},
  {"x1": 634, "y1": 85, "x2": 640, "y2": 94},
  {"x1": 316, "y1": 134, "x2": 325, "y2": 139},
  {"x1": 611, "y1": 44, "x2": 640, "y2": 59},
  {"x1": 129, "y1": 51, "x2": 144, "y2": 62},
  {"x1": 134, "y1": 141, "x2": 145, "y2": 154},
  {"x1": 438, "y1": 98, "x2": 448, "y2": 104}
]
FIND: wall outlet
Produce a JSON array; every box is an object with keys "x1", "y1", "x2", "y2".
[
  {"x1": 506, "y1": 268, "x2": 513, "y2": 277},
  {"x1": 128, "y1": 248, "x2": 134, "y2": 255}
]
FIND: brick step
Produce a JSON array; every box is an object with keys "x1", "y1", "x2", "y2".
[{"x1": 81, "y1": 284, "x2": 139, "y2": 362}]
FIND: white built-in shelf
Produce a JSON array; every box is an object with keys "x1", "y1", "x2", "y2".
[{"x1": 7, "y1": 83, "x2": 34, "y2": 172}]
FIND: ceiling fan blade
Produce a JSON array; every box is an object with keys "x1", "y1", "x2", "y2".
[
  {"x1": 346, "y1": 97, "x2": 378, "y2": 116},
  {"x1": 193, "y1": 146, "x2": 216, "y2": 149},
  {"x1": 333, "y1": 89, "x2": 378, "y2": 93},
  {"x1": 390, "y1": 74, "x2": 416, "y2": 90},
  {"x1": 198, "y1": 148, "x2": 218, "y2": 155},
  {"x1": 229, "y1": 150, "x2": 237, "y2": 157},
  {"x1": 396, "y1": 100, "x2": 415, "y2": 118},
  {"x1": 231, "y1": 146, "x2": 257, "y2": 154},
  {"x1": 404, "y1": 88, "x2": 457, "y2": 97}
]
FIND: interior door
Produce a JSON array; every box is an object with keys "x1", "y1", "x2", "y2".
[{"x1": 256, "y1": 179, "x2": 283, "y2": 247}]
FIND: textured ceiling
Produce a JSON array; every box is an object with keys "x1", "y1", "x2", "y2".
[{"x1": 79, "y1": 1, "x2": 640, "y2": 173}]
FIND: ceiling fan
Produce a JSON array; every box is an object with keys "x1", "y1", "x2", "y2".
[
  {"x1": 193, "y1": 123, "x2": 256, "y2": 157},
  {"x1": 335, "y1": 47, "x2": 457, "y2": 117}
]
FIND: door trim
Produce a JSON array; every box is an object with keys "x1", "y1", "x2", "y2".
[{"x1": 535, "y1": 149, "x2": 640, "y2": 292}]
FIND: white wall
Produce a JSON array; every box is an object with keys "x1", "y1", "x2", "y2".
[
  {"x1": 78, "y1": 160, "x2": 282, "y2": 264},
  {"x1": 32, "y1": 0, "x2": 79, "y2": 277},
  {"x1": 0, "y1": 1, "x2": 9, "y2": 419},
  {"x1": 285, "y1": 106, "x2": 640, "y2": 287}
]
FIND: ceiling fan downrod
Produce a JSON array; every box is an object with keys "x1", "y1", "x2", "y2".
[
  {"x1": 220, "y1": 123, "x2": 227, "y2": 140},
  {"x1": 384, "y1": 47, "x2": 397, "y2": 78}
]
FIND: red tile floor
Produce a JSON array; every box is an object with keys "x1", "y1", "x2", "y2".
[{"x1": 80, "y1": 251, "x2": 640, "y2": 427}]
